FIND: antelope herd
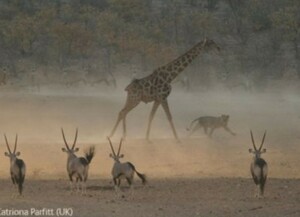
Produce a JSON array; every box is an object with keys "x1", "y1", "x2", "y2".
[
  {"x1": 0, "y1": 38, "x2": 273, "y2": 199},
  {"x1": 1, "y1": 127, "x2": 269, "y2": 198}
]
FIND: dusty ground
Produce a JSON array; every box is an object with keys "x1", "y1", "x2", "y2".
[
  {"x1": 1, "y1": 178, "x2": 300, "y2": 217},
  {"x1": 0, "y1": 83, "x2": 300, "y2": 217}
]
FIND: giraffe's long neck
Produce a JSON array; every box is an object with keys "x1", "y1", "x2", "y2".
[{"x1": 158, "y1": 40, "x2": 205, "y2": 82}]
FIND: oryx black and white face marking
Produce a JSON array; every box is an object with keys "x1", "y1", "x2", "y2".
[
  {"x1": 248, "y1": 130, "x2": 268, "y2": 198},
  {"x1": 4, "y1": 134, "x2": 26, "y2": 196},
  {"x1": 4, "y1": 134, "x2": 19, "y2": 158},
  {"x1": 61, "y1": 128, "x2": 79, "y2": 154},
  {"x1": 107, "y1": 137, "x2": 146, "y2": 190},
  {"x1": 249, "y1": 130, "x2": 267, "y2": 158},
  {"x1": 108, "y1": 137, "x2": 124, "y2": 162},
  {"x1": 61, "y1": 128, "x2": 95, "y2": 195}
]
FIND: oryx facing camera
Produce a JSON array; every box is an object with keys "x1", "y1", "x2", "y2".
[
  {"x1": 107, "y1": 137, "x2": 146, "y2": 191},
  {"x1": 248, "y1": 130, "x2": 268, "y2": 198}
]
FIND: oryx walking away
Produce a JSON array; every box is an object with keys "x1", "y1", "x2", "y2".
[
  {"x1": 4, "y1": 134, "x2": 26, "y2": 196},
  {"x1": 61, "y1": 128, "x2": 95, "y2": 194},
  {"x1": 249, "y1": 130, "x2": 268, "y2": 198},
  {"x1": 107, "y1": 137, "x2": 146, "y2": 190}
]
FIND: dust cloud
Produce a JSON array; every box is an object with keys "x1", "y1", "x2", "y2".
[{"x1": 0, "y1": 81, "x2": 300, "y2": 180}]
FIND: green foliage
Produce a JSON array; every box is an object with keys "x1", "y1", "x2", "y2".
[
  {"x1": 51, "y1": 21, "x2": 95, "y2": 57},
  {"x1": 246, "y1": 0, "x2": 272, "y2": 32},
  {"x1": 2, "y1": 14, "x2": 38, "y2": 54},
  {"x1": 0, "y1": 0, "x2": 299, "y2": 79},
  {"x1": 108, "y1": 0, "x2": 151, "y2": 23},
  {"x1": 271, "y1": 5, "x2": 299, "y2": 40}
]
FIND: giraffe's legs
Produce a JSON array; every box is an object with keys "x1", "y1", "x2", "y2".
[
  {"x1": 109, "y1": 99, "x2": 140, "y2": 138},
  {"x1": 161, "y1": 100, "x2": 179, "y2": 141},
  {"x1": 146, "y1": 101, "x2": 160, "y2": 140}
]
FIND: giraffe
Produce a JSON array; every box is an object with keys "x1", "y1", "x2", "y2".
[{"x1": 109, "y1": 38, "x2": 220, "y2": 141}]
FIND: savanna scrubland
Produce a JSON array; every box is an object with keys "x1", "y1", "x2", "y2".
[
  {"x1": 0, "y1": 84, "x2": 300, "y2": 217},
  {"x1": 0, "y1": 0, "x2": 300, "y2": 217}
]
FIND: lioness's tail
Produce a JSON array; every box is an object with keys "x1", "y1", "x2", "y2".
[{"x1": 186, "y1": 118, "x2": 198, "y2": 131}]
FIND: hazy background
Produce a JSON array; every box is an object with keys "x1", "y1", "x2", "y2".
[
  {"x1": 0, "y1": 85, "x2": 300, "y2": 180},
  {"x1": 0, "y1": 0, "x2": 299, "y2": 181},
  {"x1": 0, "y1": 0, "x2": 299, "y2": 89}
]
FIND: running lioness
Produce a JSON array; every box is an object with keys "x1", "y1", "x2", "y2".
[{"x1": 187, "y1": 115, "x2": 236, "y2": 137}]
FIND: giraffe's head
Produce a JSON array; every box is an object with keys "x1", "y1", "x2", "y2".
[{"x1": 202, "y1": 38, "x2": 221, "y2": 53}]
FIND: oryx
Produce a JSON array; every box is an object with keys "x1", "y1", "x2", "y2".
[
  {"x1": 107, "y1": 137, "x2": 146, "y2": 190},
  {"x1": 249, "y1": 130, "x2": 268, "y2": 197},
  {"x1": 4, "y1": 134, "x2": 26, "y2": 196},
  {"x1": 61, "y1": 128, "x2": 95, "y2": 194}
]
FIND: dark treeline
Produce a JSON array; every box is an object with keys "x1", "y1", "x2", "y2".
[{"x1": 0, "y1": 0, "x2": 299, "y2": 89}]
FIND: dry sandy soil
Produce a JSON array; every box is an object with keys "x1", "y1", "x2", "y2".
[{"x1": 0, "y1": 83, "x2": 300, "y2": 217}]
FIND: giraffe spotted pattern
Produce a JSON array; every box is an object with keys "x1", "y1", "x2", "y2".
[{"x1": 110, "y1": 38, "x2": 220, "y2": 141}]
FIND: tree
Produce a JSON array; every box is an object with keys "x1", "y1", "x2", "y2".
[
  {"x1": 50, "y1": 21, "x2": 95, "y2": 67},
  {"x1": 2, "y1": 14, "x2": 38, "y2": 55},
  {"x1": 271, "y1": 1, "x2": 300, "y2": 77}
]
